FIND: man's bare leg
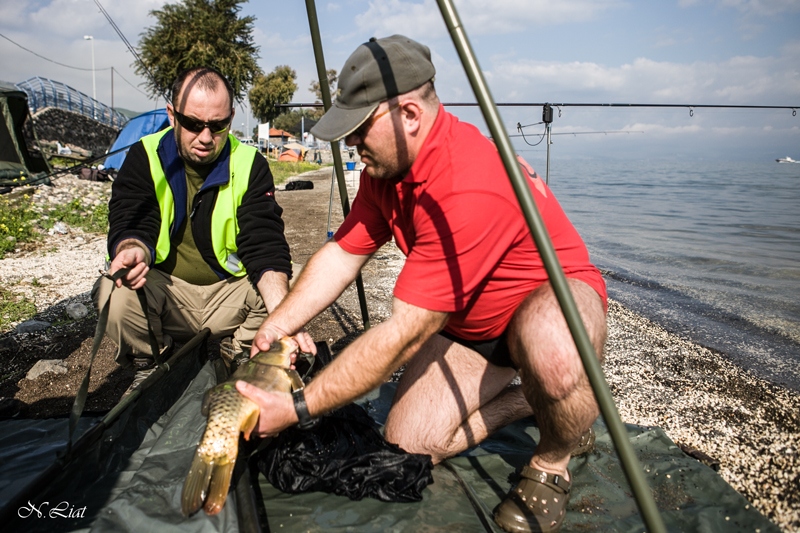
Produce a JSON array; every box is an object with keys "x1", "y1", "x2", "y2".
[
  {"x1": 384, "y1": 278, "x2": 604, "y2": 473},
  {"x1": 385, "y1": 334, "x2": 527, "y2": 463},
  {"x1": 493, "y1": 278, "x2": 606, "y2": 532},
  {"x1": 508, "y1": 278, "x2": 607, "y2": 477}
]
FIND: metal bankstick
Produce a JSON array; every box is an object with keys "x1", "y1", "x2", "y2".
[
  {"x1": 305, "y1": 0, "x2": 371, "y2": 331},
  {"x1": 434, "y1": 0, "x2": 667, "y2": 531}
]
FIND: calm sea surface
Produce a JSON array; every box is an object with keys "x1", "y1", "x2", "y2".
[{"x1": 543, "y1": 159, "x2": 800, "y2": 391}]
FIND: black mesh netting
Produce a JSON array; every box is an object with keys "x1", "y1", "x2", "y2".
[{"x1": 255, "y1": 402, "x2": 433, "y2": 503}]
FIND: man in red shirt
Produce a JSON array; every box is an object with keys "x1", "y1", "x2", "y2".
[{"x1": 239, "y1": 35, "x2": 607, "y2": 532}]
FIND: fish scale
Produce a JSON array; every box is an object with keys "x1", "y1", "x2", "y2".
[
  {"x1": 181, "y1": 337, "x2": 307, "y2": 516},
  {"x1": 197, "y1": 388, "x2": 258, "y2": 460}
]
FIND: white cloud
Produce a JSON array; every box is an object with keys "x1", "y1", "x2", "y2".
[
  {"x1": 487, "y1": 50, "x2": 800, "y2": 105},
  {"x1": 355, "y1": 0, "x2": 624, "y2": 39},
  {"x1": 679, "y1": 0, "x2": 800, "y2": 16},
  {"x1": 21, "y1": 0, "x2": 166, "y2": 39},
  {"x1": 717, "y1": 0, "x2": 800, "y2": 16},
  {"x1": 710, "y1": 125, "x2": 749, "y2": 134},
  {"x1": 621, "y1": 122, "x2": 703, "y2": 135}
]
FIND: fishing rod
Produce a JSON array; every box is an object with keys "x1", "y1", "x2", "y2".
[
  {"x1": 282, "y1": 102, "x2": 799, "y2": 113},
  {"x1": 0, "y1": 143, "x2": 134, "y2": 193},
  {"x1": 511, "y1": 130, "x2": 642, "y2": 136},
  {"x1": 446, "y1": 102, "x2": 799, "y2": 113},
  {"x1": 46, "y1": 143, "x2": 131, "y2": 177}
]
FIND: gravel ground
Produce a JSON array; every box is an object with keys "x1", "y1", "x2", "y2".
[{"x1": 0, "y1": 170, "x2": 797, "y2": 531}]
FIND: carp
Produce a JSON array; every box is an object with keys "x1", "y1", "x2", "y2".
[{"x1": 181, "y1": 337, "x2": 305, "y2": 516}]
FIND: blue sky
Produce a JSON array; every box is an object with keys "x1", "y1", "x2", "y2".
[{"x1": 1, "y1": 0, "x2": 798, "y2": 162}]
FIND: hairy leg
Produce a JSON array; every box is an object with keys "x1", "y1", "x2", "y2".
[
  {"x1": 384, "y1": 334, "x2": 525, "y2": 463},
  {"x1": 508, "y1": 278, "x2": 607, "y2": 476}
]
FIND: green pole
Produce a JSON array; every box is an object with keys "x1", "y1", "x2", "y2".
[
  {"x1": 304, "y1": 0, "x2": 371, "y2": 330},
  {"x1": 434, "y1": 1, "x2": 666, "y2": 531}
]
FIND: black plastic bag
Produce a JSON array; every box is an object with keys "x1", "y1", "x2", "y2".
[
  {"x1": 284, "y1": 180, "x2": 314, "y2": 190},
  {"x1": 255, "y1": 402, "x2": 433, "y2": 503}
]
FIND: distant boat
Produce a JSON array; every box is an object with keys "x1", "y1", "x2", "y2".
[{"x1": 776, "y1": 156, "x2": 798, "y2": 163}]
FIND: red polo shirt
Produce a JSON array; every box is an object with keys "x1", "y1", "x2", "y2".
[{"x1": 335, "y1": 106, "x2": 606, "y2": 340}]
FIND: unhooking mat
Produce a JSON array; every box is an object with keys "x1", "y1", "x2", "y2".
[
  {"x1": 256, "y1": 383, "x2": 780, "y2": 532},
  {"x1": 0, "y1": 356, "x2": 780, "y2": 532}
]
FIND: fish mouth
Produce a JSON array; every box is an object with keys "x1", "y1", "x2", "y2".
[{"x1": 274, "y1": 336, "x2": 300, "y2": 366}]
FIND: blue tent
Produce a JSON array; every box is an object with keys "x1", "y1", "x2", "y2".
[{"x1": 104, "y1": 109, "x2": 170, "y2": 170}]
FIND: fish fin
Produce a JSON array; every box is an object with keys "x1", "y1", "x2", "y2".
[
  {"x1": 203, "y1": 460, "x2": 236, "y2": 516},
  {"x1": 241, "y1": 404, "x2": 260, "y2": 441},
  {"x1": 201, "y1": 389, "x2": 212, "y2": 416},
  {"x1": 181, "y1": 453, "x2": 214, "y2": 517},
  {"x1": 285, "y1": 368, "x2": 305, "y2": 391}
]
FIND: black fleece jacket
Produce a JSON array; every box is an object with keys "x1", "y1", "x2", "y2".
[{"x1": 107, "y1": 139, "x2": 292, "y2": 287}]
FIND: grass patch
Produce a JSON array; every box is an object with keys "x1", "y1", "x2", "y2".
[
  {"x1": 268, "y1": 160, "x2": 327, "y2": 184},
  {"x1": 0, "y1": 285, "x2": 37, "y2": 331},
  {"x1": 0, "y1": 195, "x2": 109, "y2": 258},
  {"x1": 0, "y1": 194, "x2": 40, "y2": 258},
  {"x1": 39, "y1": 198, "x2": 109, "y2": 235}
]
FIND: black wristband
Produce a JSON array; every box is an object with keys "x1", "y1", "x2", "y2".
[{"x1": 292, "y1": 388, "x2": 317, "y2": 430}]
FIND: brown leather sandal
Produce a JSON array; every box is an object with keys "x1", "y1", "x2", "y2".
[{"x1": 493, "y1": 466, "x2": 571, "y2": 533}]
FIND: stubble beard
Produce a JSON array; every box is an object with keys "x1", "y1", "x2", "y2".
[
  {"x1": 359, "y1": 149, "x2": 408, "y2": 181},
  {"x1": 175, "y1": 128, "x2": 222, "y2": 166}
]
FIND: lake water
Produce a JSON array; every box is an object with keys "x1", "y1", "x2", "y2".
[{"x1": 542, "y1": 159, "x2": 800, "y2": 391}]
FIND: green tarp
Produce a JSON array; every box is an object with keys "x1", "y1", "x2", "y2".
[
  {"x1": 0, "y1": 350, "x2": 779, "y2": 532},
  {"x1": 259, "y1": 385, "x2": 778, "y2": 532}
]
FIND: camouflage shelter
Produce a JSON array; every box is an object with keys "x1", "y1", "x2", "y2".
[{"x1": 0, "y1": 81, "x2": 49, "y2": 187}]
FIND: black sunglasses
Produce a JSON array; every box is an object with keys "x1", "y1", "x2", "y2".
[{"x1": 172, "y1": 108, "x2": 233, "y2": 134}]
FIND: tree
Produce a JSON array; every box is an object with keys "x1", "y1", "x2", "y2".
[
  {"x1": 272, "y1": 109, "x2": 317, "y2": 134},
  {"x1": 308, "y1": 69, "x2": 338, "y2": 119},
  {"x1": 249, "y1": 65, "x2": 297, "y2": 123},
  {"x1": 136, "y1": 0, "x2": 261, "y2": 103}
]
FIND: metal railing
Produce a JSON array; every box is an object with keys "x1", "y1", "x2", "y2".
[{"x1": 16, "y1": 76, "x2": 128, "y2": 129}]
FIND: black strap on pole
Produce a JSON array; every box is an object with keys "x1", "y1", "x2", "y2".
[
  {"x1": 434, "y1": 1, "x2": 667, "y2": 531},
  {"x1": 304, "y1": 0, "x2": 370, "y2": 331},
  {"x1": 63, "y1": 268, "x2": 127, "y2": 457},
  {"x1": 64, "y1": 269, "x2": 165, "y2": 457},
  {"x1": 136, "y1": 287, "x2": 165, "y2": 365}
]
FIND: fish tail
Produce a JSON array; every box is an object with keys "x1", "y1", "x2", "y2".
[
  {"x1": 181, "y1": 453, "x2": 214, "y2": 516},
  {"x1": 203, "y1": 460, "x2": 236, "y2": 516}
]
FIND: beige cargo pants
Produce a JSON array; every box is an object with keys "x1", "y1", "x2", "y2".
[{"x1": 91, "y1": 269, "x2": 267, "y2": 366}]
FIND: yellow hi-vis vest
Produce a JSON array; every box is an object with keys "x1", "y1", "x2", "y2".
[{"x1": 140, "y1": 128, "x2": 257, "y2": 277}]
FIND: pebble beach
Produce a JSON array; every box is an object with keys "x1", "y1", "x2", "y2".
[{"x1": 1, "y1": 173, "x2": 798, "y2": 531}]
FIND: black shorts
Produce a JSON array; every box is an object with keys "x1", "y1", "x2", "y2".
[{"x1": 438, "y1": 329, "x2": 515, "y2": 368}]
